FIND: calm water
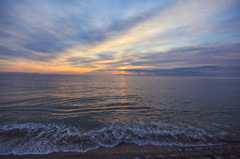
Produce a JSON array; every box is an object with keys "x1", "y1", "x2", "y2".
[{"x1": 0, "y1": 74, "x2": 240, "y2": 155}]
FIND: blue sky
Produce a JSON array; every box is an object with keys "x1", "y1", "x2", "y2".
[{"x1": 0, "y1": 0, "x2": 240, "y2": 76}]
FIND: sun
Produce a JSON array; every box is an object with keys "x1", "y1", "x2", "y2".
[{"x1": 119, "y1": 67, "x2": 126, "y2": 70}]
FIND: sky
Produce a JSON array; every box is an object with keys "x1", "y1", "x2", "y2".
[{"x1": 0, "y1": 0, "x2": 240, "y2": 76}]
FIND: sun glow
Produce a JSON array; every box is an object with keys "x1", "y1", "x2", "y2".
[
  {"x1": 119, "y1": 67, "x2": 126, "y2": 70},
  {"x1": 110, "y1": 70, "x2": 146, "y2": 76}
]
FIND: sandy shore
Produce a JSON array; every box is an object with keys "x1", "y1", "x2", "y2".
[{"x1": 1, "y1": 143, "x2": 240, "y2": 159}]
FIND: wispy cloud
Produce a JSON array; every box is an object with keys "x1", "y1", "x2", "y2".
[{"x1": 0, "y1": 0, "x2": 239, "y2": 76}]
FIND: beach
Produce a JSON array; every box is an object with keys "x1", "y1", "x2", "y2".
[{"x1": 1, "y1": 143, "x2": 240, "y2": 159}]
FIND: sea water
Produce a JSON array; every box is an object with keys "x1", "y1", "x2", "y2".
[{"x1": 0, "y1": 74, "x2": 239, "y2": 155}]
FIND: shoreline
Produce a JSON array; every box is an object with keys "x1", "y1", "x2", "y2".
[{"x1": 1, "y1": 143, "x2": 240, "y2": 159}]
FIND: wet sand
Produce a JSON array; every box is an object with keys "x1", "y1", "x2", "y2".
[{"x1": 1, "y1": 143, "x2": 240, "y2": 159}]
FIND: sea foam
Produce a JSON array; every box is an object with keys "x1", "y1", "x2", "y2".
[{"x1": 0, "y1": 121, "x2": 239, "y2": 155}]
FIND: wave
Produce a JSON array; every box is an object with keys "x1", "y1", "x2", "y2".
[{"x1": 0, "y1": 122, "x2": 239, "y2": 155}]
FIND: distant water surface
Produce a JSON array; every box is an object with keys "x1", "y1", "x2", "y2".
[{"x1": 0, "y1": 74, "x2": 240, "y2": 155}]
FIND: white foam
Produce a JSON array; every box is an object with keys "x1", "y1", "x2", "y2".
[{"x1": 0, "y1": 121, "x2": 239, "y2": 155}]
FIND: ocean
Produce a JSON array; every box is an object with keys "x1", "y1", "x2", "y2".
[{"x1": 0, "y1": 74, "x2": 240, "y2": 155}]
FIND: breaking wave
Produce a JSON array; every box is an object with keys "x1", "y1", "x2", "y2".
[{"x1": 0, "y1": 122, "x2": 239, "y2": 155}]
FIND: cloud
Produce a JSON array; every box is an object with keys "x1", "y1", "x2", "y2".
[
  {"x1": 0, "y1": 0, "x2": 170, "y2": 62},
  {"x1": 0, "y1": 0, "x2": 239, "y2": 76},
  {"x1": 66, "y1": 51, "x2": 119, "y2": 68},
  {"x1": 127, "y1": 43, "x2": 240, "y2": 68},
  {"x1": 60, "y1": 42, "x2": 240, "y2": 73},
  {"x1": 123, "y1": 66, "x2": 240, "y2": 77}
]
